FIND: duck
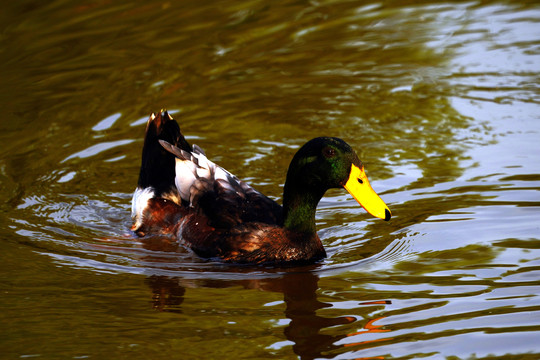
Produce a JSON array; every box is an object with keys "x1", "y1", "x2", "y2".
[{"x1": 131, "y1": 111, "x2": 391, "y2": 265}]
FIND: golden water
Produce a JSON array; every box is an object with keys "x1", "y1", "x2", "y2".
[{"x1": 1, "y1": 1, "x2": 540, "y2": 359}]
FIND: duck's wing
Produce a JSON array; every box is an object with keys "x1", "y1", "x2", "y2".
[{"x1": 160, "y1": 140, "x2": 283, "y2": 229}]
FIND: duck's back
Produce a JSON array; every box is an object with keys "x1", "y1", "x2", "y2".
[{"x1": 158, "y1": 137, "x2": 283, "y2": 229}]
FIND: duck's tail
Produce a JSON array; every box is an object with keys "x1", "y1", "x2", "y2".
[
  {"x1": 132, "y1": 111, "x2": 190, "y2": 235},
  {"x1": 137, "y1": 111, "x2": 191, "y2": 196}
]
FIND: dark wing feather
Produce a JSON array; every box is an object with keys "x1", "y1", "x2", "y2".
[{"x1": 200, "y1": 174, "x2": 283, "y2": 229}]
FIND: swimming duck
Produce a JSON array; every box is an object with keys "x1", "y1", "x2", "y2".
[{"x1": 132, "y1": 111, "x2": 391, "y2": 265}]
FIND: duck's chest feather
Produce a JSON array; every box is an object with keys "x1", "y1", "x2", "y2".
[{"x1": 176, "y1": 215, "x2": 326, "y2": 265}]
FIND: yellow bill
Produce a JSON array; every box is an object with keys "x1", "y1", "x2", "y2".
[{"x1": 344, "y1": 164, "x2": 391, "y2": 221}]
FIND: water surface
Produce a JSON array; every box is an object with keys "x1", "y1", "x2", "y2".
[{"x1": 1, "y1": 1, "x2": 540, "y2": 359}]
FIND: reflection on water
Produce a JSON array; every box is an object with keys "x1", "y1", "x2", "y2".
[
  {"x1": 145, "y1": 271, "x2": 393, "y2": 360},
  {"x1": 1, "y1": 1, "x2": 540, "y2": 359}
]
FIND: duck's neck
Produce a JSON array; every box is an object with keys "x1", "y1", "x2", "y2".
[{"x1": 282, "y1": 181, "x2": 326, "y2": 235}]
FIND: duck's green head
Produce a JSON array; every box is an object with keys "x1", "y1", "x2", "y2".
[{"x1": 285, "y1": 137, "x2": 391, "y2": 221}]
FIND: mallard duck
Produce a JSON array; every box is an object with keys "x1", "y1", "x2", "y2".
[{"x1": 132, "y1": 111, "x2": 391, "y2": 265}]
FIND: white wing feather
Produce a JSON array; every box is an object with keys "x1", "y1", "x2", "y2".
[{"x1": 166, "y1": 142, "x2": 255, "y2": 206}]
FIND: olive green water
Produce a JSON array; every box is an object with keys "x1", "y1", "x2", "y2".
[{"x1": 1, "y1": 1, "x2": 540, "y2": 359}]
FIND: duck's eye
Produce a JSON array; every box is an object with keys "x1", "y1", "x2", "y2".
[
  {"x1": 322, "y1": 147, "x2": 336, "y2": 158},
  {"x1": 357, "y1": 178, "x2": 363, "y2": 184}
]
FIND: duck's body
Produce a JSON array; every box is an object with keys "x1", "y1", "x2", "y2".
[{"x1": 132, "y1": 111, "x2": 390, "y2": 265}]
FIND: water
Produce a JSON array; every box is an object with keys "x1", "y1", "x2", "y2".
[{"x1": 1, "y1": 1, "x2": 540, "y2": 359}]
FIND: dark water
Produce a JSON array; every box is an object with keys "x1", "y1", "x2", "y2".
[{"x1": 1, "y1": 1, "x2": 540, "y2": 359}]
